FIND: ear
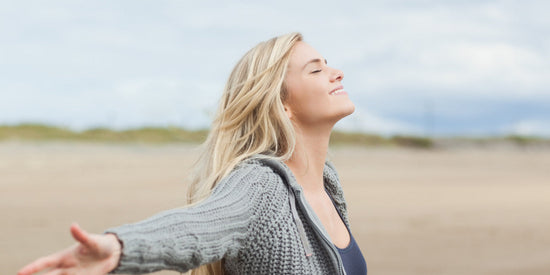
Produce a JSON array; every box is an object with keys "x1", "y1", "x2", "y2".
[{"x1": 283, "y1": 103, "x2": 293, "y2": 119}]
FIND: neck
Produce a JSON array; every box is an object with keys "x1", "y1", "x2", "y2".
[{"x1": 285, "y1": 123, "x2": 332, "y2": 192}]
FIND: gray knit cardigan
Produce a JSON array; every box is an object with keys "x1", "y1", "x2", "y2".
[{"x1": 106, "y1": 156, "x2": 350, "y2": 274}]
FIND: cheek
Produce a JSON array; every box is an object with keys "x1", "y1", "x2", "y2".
[
  {"x1": 288, "y1": 87, "x2": 332, "y2": 121},
  {"x1": 287, "y1": 78, "x2": 324, "y2": 104}
]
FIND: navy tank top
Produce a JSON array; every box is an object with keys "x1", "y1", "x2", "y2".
[
  {"x1": 326, "y1": 188, "x2": 367, "y2": 274},
  {"x1": 336, "y1": 231, "x2": 367, "y2": 274}
]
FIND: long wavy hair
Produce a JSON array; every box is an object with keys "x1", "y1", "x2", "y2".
[{"x1": 187, "y1": 32, "x2": 303, "y2": 275}]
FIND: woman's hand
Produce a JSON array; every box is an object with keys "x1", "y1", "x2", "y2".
[{"x1": 17, "y1": 223, "x2": 122, "y2": 275}]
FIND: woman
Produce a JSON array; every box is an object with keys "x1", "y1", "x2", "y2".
[{"x1": 17, "y1": 32, "x2": 367, "y2": 275}]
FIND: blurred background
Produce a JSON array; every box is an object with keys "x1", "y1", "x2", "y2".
[{"x1": 2, "y1": 1, "x2": 550, "y2": 274}]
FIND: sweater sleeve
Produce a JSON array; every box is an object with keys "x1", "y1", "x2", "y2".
[{"x1": 105, "y1": 163, "x2": 272, "y2": 274}]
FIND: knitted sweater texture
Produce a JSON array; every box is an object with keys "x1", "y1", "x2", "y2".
[{"x1": 106, "y1": 157, "x2": 350, "y2": 274}]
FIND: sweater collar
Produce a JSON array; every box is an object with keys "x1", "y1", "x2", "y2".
[{"x1": 249, "y1": 155, "x2": 349, "y2": 227}]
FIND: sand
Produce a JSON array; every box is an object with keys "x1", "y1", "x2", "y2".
[{"x1": 2, "y1": 142, "x2": 549, "y2": 275}]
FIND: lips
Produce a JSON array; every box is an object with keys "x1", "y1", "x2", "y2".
[{"x1": 329, "y1": 85, "x2": 345, "y2": 95}]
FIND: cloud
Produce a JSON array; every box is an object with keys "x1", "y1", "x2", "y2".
[
  {"x1": 336, "y1": 107, "x2": 422, "y2": 136},
  {"x1": 350, "y1": 6, "x2": 550, "y2": 98},
  {"x1": 502, "y1": 120, "x2": 550, "y2": 137},
  {"x1": 81, "y1": 76, "x2": 220, "y2": 130}
]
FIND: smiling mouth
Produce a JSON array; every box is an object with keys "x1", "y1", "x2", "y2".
[{"x1": 329, "y1": 85, "x2": 345, "y2": 95}]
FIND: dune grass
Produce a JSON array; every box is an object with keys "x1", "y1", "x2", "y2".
[
  {"x1": 1, "y1": 123, "x2": 549, "y2": 149},
  {"x1": 0, "y1": 124, "x2": 208, "y2": 144}
]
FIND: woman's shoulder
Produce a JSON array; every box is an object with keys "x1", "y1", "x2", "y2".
[
  {"x1": 211, "y1": 156, "x2": 289, "y2": 196},
  {"x1": 233, "y1": 156, "x2": 285, "y2": 179}
]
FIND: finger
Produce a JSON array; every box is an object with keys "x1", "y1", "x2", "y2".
[
  {"x1": 17, "y1": 254, "x2": 59, "y2": 275},
  {"x1": 43, "y1": 268, "x2": 72, "y2": 275},
  {"x1": 70, "y1": 223, "x2": 95, "y2": 249}
]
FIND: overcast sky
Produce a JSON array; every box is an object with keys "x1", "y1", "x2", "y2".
[{"x1": 1, "y1": 0, "x2": 549, "y2": 136}]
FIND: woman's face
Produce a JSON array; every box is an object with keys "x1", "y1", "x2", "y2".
[{"x1": 284, "y1": 41, "x2": 355, "y2": 129}]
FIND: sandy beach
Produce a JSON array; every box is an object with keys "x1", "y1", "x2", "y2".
[{"x1": 2, "y1": 142, "x2": 550, "y2": 274}]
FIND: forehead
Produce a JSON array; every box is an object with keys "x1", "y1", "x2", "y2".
[{"x1": 288, "y1": 41, "x2": 323, "y2": 70}]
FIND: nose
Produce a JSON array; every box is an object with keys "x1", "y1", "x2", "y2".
[{"x1": 331, "y1": 68, "x2": 344, "y2": 82}]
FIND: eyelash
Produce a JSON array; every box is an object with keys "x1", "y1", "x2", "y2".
[{"x1": 311, "y1": 69, "x2": 322, "y2": 73}]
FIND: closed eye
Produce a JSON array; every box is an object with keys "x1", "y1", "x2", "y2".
[{"x1": 311, "y1": 69, "x2": 322, "y2": 73}]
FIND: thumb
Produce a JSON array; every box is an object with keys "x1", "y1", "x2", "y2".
[{"x1": 70, "y1": 223, "x2": 96, "y2": 249}]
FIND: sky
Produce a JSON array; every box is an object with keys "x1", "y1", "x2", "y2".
[{"x1": 1, "y1": 0, "x2": 549, "y2": 137}]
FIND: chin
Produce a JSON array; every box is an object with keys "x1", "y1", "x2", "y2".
[
  {"x1": 331, "y1": 103, "x2": 355, "y2": 123},
  {"x1": 341, "y1": 102, "x2": 356, "y2": 117}
]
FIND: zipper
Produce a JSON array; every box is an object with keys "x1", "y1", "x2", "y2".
[{"x1": 295, "y1": 191, "x2": 345, "y2": 275}]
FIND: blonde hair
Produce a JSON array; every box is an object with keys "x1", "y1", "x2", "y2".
[{"x1": 187, "y1": 32, "x2": 303, "y2": 275}]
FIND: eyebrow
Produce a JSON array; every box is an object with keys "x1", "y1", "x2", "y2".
[{"x1": 302, "y1": 58, "x2": 327, "y2": 70}]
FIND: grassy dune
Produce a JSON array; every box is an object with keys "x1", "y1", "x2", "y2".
[
  {"x1": 0, "y1": 124, "x2": 209, "y2": 144},
  {"x1": 1, "y1": 123, "x2": 549, "y2": 149}
]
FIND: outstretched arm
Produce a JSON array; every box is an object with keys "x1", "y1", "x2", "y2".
[
  {"x1": 17, "y1": 223, "x2": 122, "y2": 275},
  {"x1": 18, "y1": 161, "x2": 278, "y2": 274}
]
